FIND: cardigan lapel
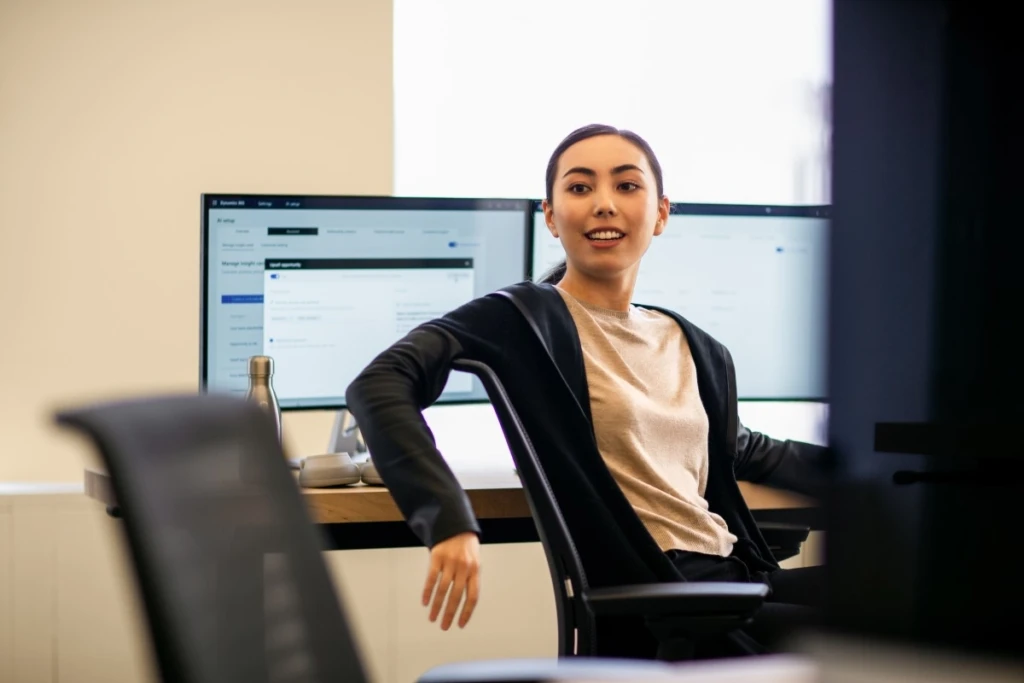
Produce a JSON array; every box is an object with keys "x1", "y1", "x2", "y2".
[{"x1": 493, "y1": 283, "x2": 593, "y2": 424}]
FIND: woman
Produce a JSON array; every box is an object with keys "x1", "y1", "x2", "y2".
[{"x1": 346, "y1": 124, "x2": 829, "y2": 656}]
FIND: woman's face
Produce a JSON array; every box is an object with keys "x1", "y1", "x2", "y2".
[{"x1": 543, "y1": 134, "x2": 669, "y2": 283}]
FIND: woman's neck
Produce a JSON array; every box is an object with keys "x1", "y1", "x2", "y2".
[{"x1": 556, "y1": 267, "x2": 638, "y2": 312}]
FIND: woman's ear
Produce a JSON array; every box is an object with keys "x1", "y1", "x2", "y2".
[
  {"x1": 542, "y1": 199, "x2": 558, "y2": 238},
  {"x1": 653, "y1": 196, "x2": 670, "y2": 236}
]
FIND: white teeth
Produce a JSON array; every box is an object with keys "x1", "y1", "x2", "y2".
[{"x1": 587, "y1": 230, "x2": 624, "y2": 240}]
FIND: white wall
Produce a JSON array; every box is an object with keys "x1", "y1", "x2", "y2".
[
  {"x1": 0, "y1": 0, "x2": 394, "y2": 482},
  {"x1": 0, "y1": 488, "x2": 156, "y2": 683}
]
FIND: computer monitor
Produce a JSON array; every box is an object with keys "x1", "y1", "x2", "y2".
[
  {"x1": 530, "y1": 201, "x2": 830, "y2": 400},
  {"x1": 202, "y1": 195, "x2": 531, "y2": 409}
]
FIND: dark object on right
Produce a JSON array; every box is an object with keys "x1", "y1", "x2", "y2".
[{"x1": 826, "y1": 0, "x2": 1023, "y2": 661}]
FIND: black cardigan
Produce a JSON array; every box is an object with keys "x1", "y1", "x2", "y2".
[{"x1": 346, "y1": 281, "x2": 828, "y2": 588}]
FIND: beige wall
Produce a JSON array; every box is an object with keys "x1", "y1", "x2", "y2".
[{"x1": 0, "y1": 0, "x2": 394, "y2": 482}]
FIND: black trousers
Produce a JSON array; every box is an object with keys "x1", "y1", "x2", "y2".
[{"x1": 666, "y1": 549, "x2": 824, "y2": 653}]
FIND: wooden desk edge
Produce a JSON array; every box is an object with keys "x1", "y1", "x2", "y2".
[
  {"x1": 83, "y1": 469, "x2": 813, "y2": 525},
  {"x1": 83, "y1": 468, "x2": 531, "y2": 523}
]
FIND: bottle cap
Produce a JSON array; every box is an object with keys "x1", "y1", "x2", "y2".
[{"x1": 248, "y1": 355, "x2": 274, "y2": 378}]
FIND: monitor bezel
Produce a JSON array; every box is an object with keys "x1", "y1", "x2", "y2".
[
  {"x1": 526, "y1": 200, "x2": 831, "y2": 402},
  {"x1": 527, "y1": 198, "x2": 830, "y2": 223},
  {"x1": 200, "y1": 193, "x2": 533, "y2": 411}
]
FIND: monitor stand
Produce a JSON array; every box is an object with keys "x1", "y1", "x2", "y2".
[{"x1": 327, "y1": 408, "x2": 369, "y2": 462}]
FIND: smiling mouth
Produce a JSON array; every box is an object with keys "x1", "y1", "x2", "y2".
[{"x1": 585, "y1": 230, "x2": 625, "y2": 241}]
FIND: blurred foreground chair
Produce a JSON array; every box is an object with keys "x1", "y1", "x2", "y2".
[{"x1": 57, "y1": 392, "x2": 726, "y2": 683}]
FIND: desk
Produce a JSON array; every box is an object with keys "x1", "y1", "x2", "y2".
[{"x1": 84, "y1": 466, "x2": 818, "y2": 550}]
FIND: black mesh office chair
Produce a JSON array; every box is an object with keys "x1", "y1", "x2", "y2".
[
  {"x1": 56, "y1": 393, "x2": 689, "y2": 683},
  {"x1": 447, "y1": 359, "x2": 775, "y2": 662}
]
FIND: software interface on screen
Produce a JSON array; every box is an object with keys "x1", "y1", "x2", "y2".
[
  {"x1": 204, "y1": 196, "x2": 529, "y2": 408},
  {"x1": 531, "y1": 204, "x2": 829, "y2": 399}
]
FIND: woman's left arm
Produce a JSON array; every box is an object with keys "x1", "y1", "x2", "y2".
[{"x1": 733, "y1": 423, "x2": 830, "y2": 498}]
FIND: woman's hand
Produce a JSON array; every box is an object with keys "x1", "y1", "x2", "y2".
[{"x1": 422, "y1": 531, "x2": 481, "y2": 630}]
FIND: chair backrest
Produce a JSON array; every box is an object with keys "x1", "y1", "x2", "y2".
[
  {"x1": 56, "y1": 394, "x2": 368, "y2": 683},
  {"x1": 452, "y1": 359, "x2": 595, "y2": 657}
]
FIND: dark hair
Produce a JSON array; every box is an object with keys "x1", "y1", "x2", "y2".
[{"x1": 537, "y1": 124, "x2": 665, "y2": 284}]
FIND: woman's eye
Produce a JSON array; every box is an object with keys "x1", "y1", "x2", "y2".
[
  {"x1": 568, "y1": 183, "x2": 589, "y2": 193},
  {"x1": 619, "y1": 182, "x2": 639, "y2": 191}
]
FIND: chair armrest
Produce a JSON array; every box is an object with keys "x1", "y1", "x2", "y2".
[
  {"x1": 752, "y1": 506, "x2": 825, "y2": 531},
  {"x1": 758, "y1": 521, "x2": 811, "y2": 547},
  {"x1": 583, "y1": 581, "x2": 768, "y2": 618}
]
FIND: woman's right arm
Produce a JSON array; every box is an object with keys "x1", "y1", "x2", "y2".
[
  {"x1": 345, "y1": 290, "x2": 518, "y2": 630},
  {"x1": 344, "y1": 324, "x2": 481, "y2": 548},
  {"x1": 345, "y1": 323, "x2": 486, "y2": 630}
]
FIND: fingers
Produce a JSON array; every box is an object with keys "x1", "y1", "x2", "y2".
[
  {"x1": 426, "y1": 559, "x2": 480, "y2": 630},
  {"x1": 458, "y1": 571, "x2": 480, "y2": 629},
  {"x1": 441, "y1": 572, "x2": 467, "y2": 631},
  {"x1": 422, "y1": 558, "x2": 441, "y2": 607},
  {"x1": 424, "y1": 534, "x2": 482, "y2": 631},
  {"x1": 429, "y1": 565, "x2": 453, "y2": 624}
]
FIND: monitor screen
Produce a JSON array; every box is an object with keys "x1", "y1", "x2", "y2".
[
  {"x1": 530, "y1": 201, "x2": 829, "y2": 400},
  {"x1": 202, "y1": 195, "x2": 531, "y2": 409}
]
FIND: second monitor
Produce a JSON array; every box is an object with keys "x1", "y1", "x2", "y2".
[
  {"x1": 531, "y1": 201, "x2": 829, "y2": 400},
  {"x1": 202, "y1": 195, "x2": 531, "y2": 409}
]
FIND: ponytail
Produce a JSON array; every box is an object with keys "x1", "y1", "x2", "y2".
[{"x1": 536, "y1": 260, "x2": 567, "y2": 285}]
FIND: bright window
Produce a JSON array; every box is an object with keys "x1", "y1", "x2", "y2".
[{"x1": 394, "y1": 0, "x2": 831, "y2": 204}]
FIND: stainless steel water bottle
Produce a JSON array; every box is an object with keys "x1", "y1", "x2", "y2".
[{"x1": 246, "y1": 355, "x2": 281, "y2": 441}]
